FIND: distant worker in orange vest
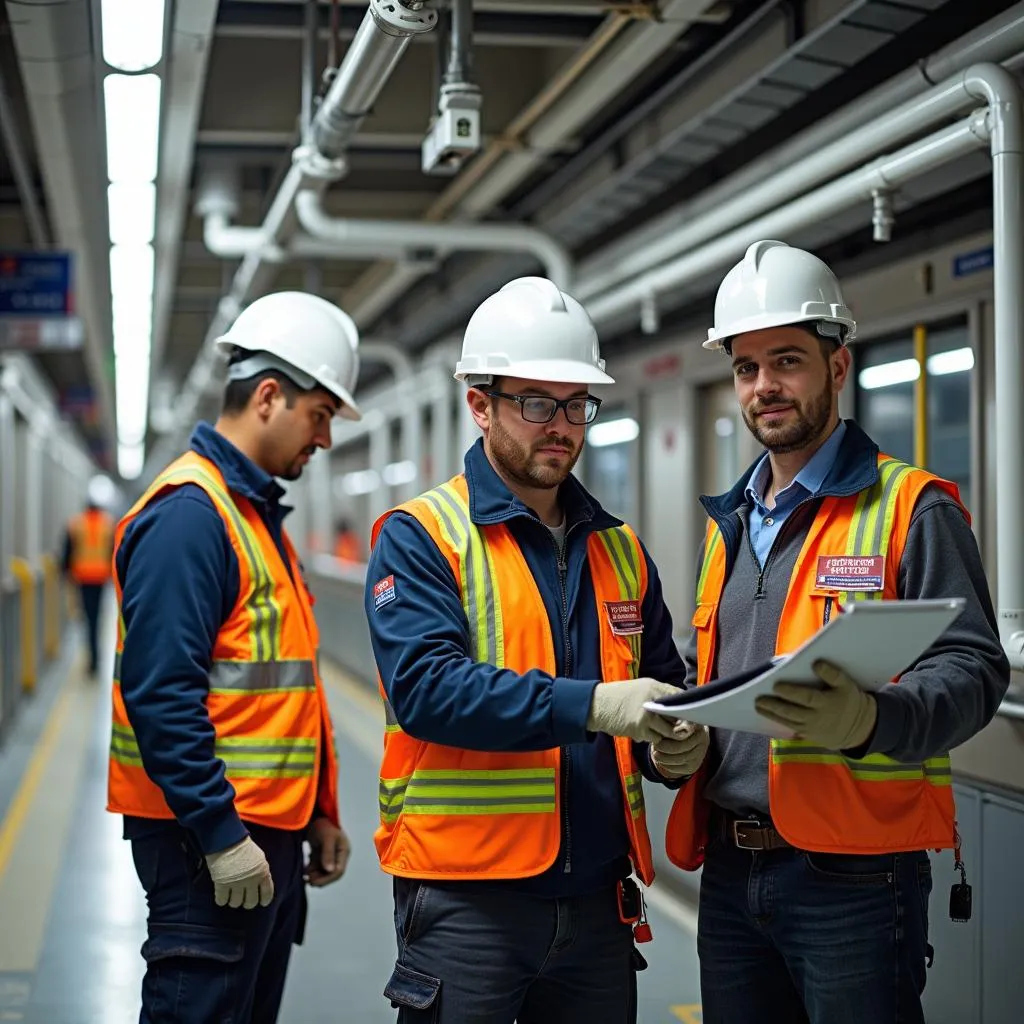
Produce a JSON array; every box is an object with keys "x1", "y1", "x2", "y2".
[
  {"x1": 365, "y1": 277, "x2": 706, "y2": 1023},
  {"x1": 107, "y1": 292, "x2": 362, "y2": 1024},
  {"x1": 333, "y1": 518, "x2": 362, "y2": 563},
  {"x1": 667, "y1": 241, "x2": 1010, "y2": 1024},
  {"x1": 62, "y1": 483, "x2": 115, "y2": 677}
]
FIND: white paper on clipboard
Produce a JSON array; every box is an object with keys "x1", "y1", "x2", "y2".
[{"x1": 644, "y1": 598, "x2": 966, "y2": 738}]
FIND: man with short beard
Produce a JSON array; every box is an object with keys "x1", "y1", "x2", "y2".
[
  {"x1": 108, "y1": 291, "x2": 359, "y2": 1024},
  {"x1": 365, "y1": 276, "x2": 706, "y2": 1023},
  {"x1": 664, "y1": 240, "x2": 1008, "y2": 1024}
]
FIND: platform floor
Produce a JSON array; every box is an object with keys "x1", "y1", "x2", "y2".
[{"x1": 0, "y1": 618, "x2": 703, "y2": 1023}]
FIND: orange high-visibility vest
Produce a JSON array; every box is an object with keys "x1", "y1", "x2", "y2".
[
  {"x1": 371, "y1": 474, "x2": 655, "y2": 884},
  {"x1": 334, "y1": 531, "x2": 361, "y2": 563},
  {"x1": 107, "y1": 451, "x2": 339, "y2": 831},
  {"x1": 667, "y1": 455, "x2": 961, "y2": 870},
  {"x1": 69, "y1": 508, "x2": 114, "y2": 584}
]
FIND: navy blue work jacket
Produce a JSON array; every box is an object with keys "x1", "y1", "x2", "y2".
[{"x1": 365, "y1": 438, "x2": 686, "y2": 896}]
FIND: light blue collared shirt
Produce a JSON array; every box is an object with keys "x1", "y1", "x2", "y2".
[{"x1": 744, "y1": 421, "x2": 847, "y2": 568}]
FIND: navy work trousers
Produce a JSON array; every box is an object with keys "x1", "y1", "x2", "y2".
[
  {"x1": 697, "y1": 826, "x2": 933, "y2": 1024},
  {"x1": 130, "y1": 822, "x2": 306, "y2": 1024},
  {"x1": 385, "y1": 879, "x2": 639, "y2": 1023},
  {"x1": 78, "y1": 583, "x2": 104, "y2": 676}
]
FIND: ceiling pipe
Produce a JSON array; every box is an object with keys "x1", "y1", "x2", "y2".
[
  {"x1": 294, "y1": 189, "x2": 573, "y2": 287},
  {"x1": 584, "y1": 63, "x2": 1019, "y2": 323},
  {"x1": 579, "y1": 2, "x2": 1024, "y2": 297},
  {"x1": 145, "y1": 0, "x2": 437, "y2": 480},
  {"x1": 344, "y1": 0, "x2": 718, "y2": 321}
]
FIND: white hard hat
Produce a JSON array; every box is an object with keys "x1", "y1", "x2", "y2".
[
  {"x1": 704, "y1": 240, "x2": 857, "y2": 351},
  {"x1": 214, "y1": 291, "x2": 362, "y2": 420},
  {"x1": 87, "y1": 474, "x2": 117, "y2": 509},
  {"x1": 454, "y1": 276, "x2": 614, "y2": 385}
]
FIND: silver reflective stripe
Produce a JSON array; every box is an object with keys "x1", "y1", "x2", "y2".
[
  {"x1": 217, "y1": 737, "x2": 317, "y2": 777},
  {"x1": 208, "y1": 660, "x2": 316, "y2": 692}
]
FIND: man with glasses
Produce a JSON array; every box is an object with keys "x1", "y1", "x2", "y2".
[{"x1": 364, "y1": 276, "x2": 707, "y2": 1023}]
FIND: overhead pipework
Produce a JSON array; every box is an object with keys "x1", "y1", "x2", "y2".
[{"x1": 422, "y1": 0, "x2": 482, "y2": 176}]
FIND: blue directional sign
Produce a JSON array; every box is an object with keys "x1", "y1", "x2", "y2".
[
  {"x1": 0, "y1": 251, "x2": 73, "y2": 315},
  {"x1": 952, "y1": 246, "x2": 994, "y2": 279}
]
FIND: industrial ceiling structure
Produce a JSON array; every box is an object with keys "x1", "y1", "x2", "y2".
[{"x1": 0, "y1": 0, "x2": 1017, "y2": 482}]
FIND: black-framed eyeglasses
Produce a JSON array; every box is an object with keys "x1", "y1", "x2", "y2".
[{"x1": 484, "y1": 390, "x2": 602, "y2": 425}]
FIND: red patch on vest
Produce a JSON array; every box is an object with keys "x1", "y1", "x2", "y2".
[
  {"x1": 604, "y1": 600, "x2": 643, "y2": 636},
  {"x1": 373, "y1": 574, "x2": 397, "y2": 610}
]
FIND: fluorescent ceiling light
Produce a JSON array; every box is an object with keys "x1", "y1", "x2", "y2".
[
  {"x1": 588, "y1": 417, "x2": 640, "y2": 448},
  {"x1": 382, "y1": 460, "x2": 417, "y2": 486},
  {"x1": 108, "y1": 182, "x2": 156, "y2": 245},
  {"x1": 858, "y1": 358, "x2": 920, "y2": 391},
  {"x1": 104, "y1": 73, "x2": 162, "y2": 182},
  {"x1": 110, "y1": 243, "x2": 155, "y2": 299},
  {"x1": 116, "y1": 347, "x2": 151, "y2": 444},
  {"x1": 101, "y1": 0, "x2": 167, "y2": 72},
  {"x1": 714, "y1": 416, "x2": 734, "y2": 438},
  {"x1": 118, "y1": 442, "x2": 145, "y2": 480},
  {"x1": 341, "y1": 469, "x2": 381, "y2": 495},
  {"x1": 927, "y1": 347, "x2": 975, "y2": 376}
]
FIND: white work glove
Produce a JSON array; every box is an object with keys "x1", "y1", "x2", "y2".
[
  {"x1": 651, "y1": 720, "x2": 710, "y2": 780},
  {"x1": 205, "y1": 836, "x2": 275, "y2": 910},
  {"x1": 304, "y1": 817, "x2": 352, "y2": 888},
  {"x1": 586, "y1": 678, "x2": 682, "y2": 744},
  {"x1": 754, "y1": 659, "x2": 878, "y2": 751}
]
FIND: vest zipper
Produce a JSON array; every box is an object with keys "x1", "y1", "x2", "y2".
[{"x1": 747, "y1": 497, "x2": 816, "y2": 600}]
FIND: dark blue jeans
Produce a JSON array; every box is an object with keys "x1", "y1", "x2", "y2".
[
  {"x1": 79, "y1": 583, "x2": 104, "y2": 675},
  {"x1": 385, "y1": 880, "x2": 639, "y2": 1023},
  {"x1": 130, "y1": 822, "x2": 306, "y2": 1024},
  {"x1": 697, "y1": 829, "x2": 933, "y2": 1024}
]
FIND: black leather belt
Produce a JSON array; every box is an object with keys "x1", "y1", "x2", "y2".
[{"x1": 716, "y1": 811, "x2": 792, "y2": 852}]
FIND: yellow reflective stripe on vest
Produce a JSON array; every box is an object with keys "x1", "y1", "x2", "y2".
[
  {"x1": 846, "y1": 457, "x2": 915, "y2": 602},
  {"x1": 110, "y1": 722, "x2": 144, "y2": 766},
  {"x1": 216, "y1": 736, "x2": 317, "y2": 777},
  {"x1": 594, "y1": 526, "x2": 643, "y2": 674},
  {"x1": 113, "y1": 653, "x2": 314, "y2": 693},
  {"x1": 379, "y1": 767, "x2": 557, "y2": 821},
  {"x1": 770, "y1": 742, "x2": 952, "y2": 785},
  {"x1": 624, "y1": 771, "x2": 644, "y2": 820},
  {"x1": 152, "y1": 464, "x2": 282, "y2": 659},
  {"x1": 109, "y1": 723, "x2": 316, "y2": 778},
  {"x1": 696, "y1": 524, "x2": 723, "y2": 603},
  {"x1": 382, "y1": 696, "x2": 402, "y2": 734},
  {"x1": 418, "y1": 482, "x2": 505, "y2": 667}
]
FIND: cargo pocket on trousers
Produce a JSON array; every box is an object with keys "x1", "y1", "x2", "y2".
[
  {"x1": 384, "y1": 962, "x2": 440, "y2": 1022},
  {"x1": 141, "y1": 923, "x2": 245, "y2": 1023}
]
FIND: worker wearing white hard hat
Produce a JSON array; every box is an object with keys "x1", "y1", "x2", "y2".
[
  {"x1": 667, "y1": 240, "x2": 1008, "y2": 1024},
  {"x1": 367, "y1": 276, "x2": 705, "y2": 1023},
  {"x1": 109, "y1": 290, "x2": 357, "y2": 1024}
]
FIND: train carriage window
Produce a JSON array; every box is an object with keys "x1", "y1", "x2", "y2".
[{"x1": 854, "y1": 317, "x2": 972, "y2": 508}]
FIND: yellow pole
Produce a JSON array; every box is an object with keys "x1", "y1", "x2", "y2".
[
  {"x1": 10, "y1": 558, "x2": 36, "y2": 692},
  {"x1": 40, "y1": 554, "x2": 59, "y2": 659},
  {"x1": 914, "y1": 324, "x2": 928, "y2": 468}
]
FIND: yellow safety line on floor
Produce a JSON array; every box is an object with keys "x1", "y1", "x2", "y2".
[
  {"x1": 319, "y1": 659, "x2": 384, "y2": 761},
  {"x1": 0, "y1": 665, "x2": 102, "y2": 971},
  {"x1": 0, "y1": 683, "x2": 73, "y2": 884}
]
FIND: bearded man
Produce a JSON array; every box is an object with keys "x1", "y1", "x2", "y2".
[{"x1": 364, "y1": 276, "x2": 705, "y2": 1024}]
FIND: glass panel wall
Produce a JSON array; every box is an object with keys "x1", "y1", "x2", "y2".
[{"x1": 853, "y1": 316, "x2": 972, "y2": 508}]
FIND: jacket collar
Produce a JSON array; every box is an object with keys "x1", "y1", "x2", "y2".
[
  {"x1": 463, "y1": 437, "x2": 619, "y2": 532},
  {"x1": 701, "y1": 419, "x2": 881, "y2": 524},
  {"x1": 189, "y1": 421, "x2": 287, "y2": 512}
]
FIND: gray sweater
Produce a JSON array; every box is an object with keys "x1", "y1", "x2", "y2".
[{"x1": 681, "y1": 485, "x2": 1010, "y2": 818}]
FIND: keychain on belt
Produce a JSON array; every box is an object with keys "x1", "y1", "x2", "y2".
[
  {"x1": 949, "y1": 822, "x2": 972, "y2": 923},
  {"x1": 617, "y1": 878, "x2": 653, "y2": 943}
]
